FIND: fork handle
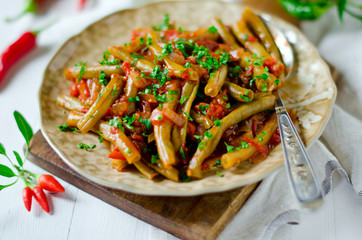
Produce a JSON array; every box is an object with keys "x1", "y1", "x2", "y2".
[{"x1": 276, "y1": 105, "x2": 323, "y2": 205}]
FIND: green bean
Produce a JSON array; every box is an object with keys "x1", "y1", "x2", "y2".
[
  {"x1": 125, "y1": 74, "x2": 138, "y2": 114},
  {"x1": 242, "y1": 8, "x2": 282, "y2": 62},
  {"x1": 190, "y1": 110, "x2": 213, "y2": 129},
  {"x1": 154, "y1": 81, "x2": 180, "y2": 167},
  {"x1": 204, "y1": 65, "x2": 227, "y2": 97},
  {"x1": 148, "y1": 31, "x2": 199, "y2": 81},
  {"x1": 187, "y1": 95, "x2": 276, "y2": 178},
  {"x1": 179, "y1": 81, "x2": 199, "y2": 144},
  {"x1": 147, "y1": 159, "x2": 179, "y2": 182},
  {"x1": 70, "y1": 65, "x2": 123, "y2": 80},
  {"x1": 231, "y1": 20, "x2": 269, "y2": 57},
  {"x1": 108, "y1": 46, "x2": 155, "y2": 73},
  {"x1": 212, "y1": 18, "x2": 239, "y2": 49},
  {"x1": 77, "y1": 74, "x2": 125, "y2": 133},
  {"x1": 57, "y1": 94, "x2": 86, "y2": 112},
  {"x1": 221, "y1": 114, "x2": 278, "y2": 169},
  {"x1": 223, "y1": 82, "x2": 254, "y2": 102},
  {"x1": 134, "y1": 161, "x2": 159, "y2": 180}
]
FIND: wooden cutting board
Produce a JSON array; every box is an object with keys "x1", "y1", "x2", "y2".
[{"x1": 27, "y1": 131, "x2": 259, "y2": 240}]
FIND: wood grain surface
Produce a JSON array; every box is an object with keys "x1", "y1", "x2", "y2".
[{"x1": 27, "y1": 131, "x2": 259, "y2": 240}]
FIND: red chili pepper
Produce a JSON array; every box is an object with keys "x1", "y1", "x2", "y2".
[
  {"x1": 33, "y1": 186, "x2": 49, "y2": 213},
  {"x1": 0, "y1": 21, "x2": 55, "y2": 87},
  {"x1": 38, "y1": 174, "x2": 65, "y2": 193},
  {"x1": 0, "y1": 32, "x2": 37, "y2": 86},
  {"x1": 243, "y1": 137, "x2": 267, "y2": 153},
  {"x1": 78, "y1": 0, "x2": 87, "y2": 11},
  {"x1": 108, "y1": 147, "x2": 126, "y2": 160},
  {"x1": 22, "y1": 187, "x2": 33, "y2": 212}
]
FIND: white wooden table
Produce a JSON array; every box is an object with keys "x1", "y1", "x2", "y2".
[{"x1": 1, "y1": 1, "x2": 362, "y2": 239}]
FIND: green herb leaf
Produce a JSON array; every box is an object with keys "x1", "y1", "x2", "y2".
[
  {"x1": 0, "y1": 143, "x2": 6, "y2": 156},
  {"x1": 180, "y1": 96, "x2": 188, "y2": 104},
  {"x1": 58, "y1": 123, "x2": 77, "y2": 132},
  {"x1": 13, "y1": 111, "x2": 33, "y2": 148},
  {"x1": 216, "y1": 170, "x2": 224, "y2": 177},
  {"x1": 337, "y1": 0, "x2": 347, "y2": 21},
  {"x1": 13, "y1": 151, "x2": 23, "y2": 167},
  {"x1": 275, "y1": 79, "x2": 280, "y2": 86},
  {"x1": 108, "y1": 117, "x2": 124, "y2": 132},
  {"x1": 76, "y1": 62, "x2": 87, "y2": 83},
  {"x1": 214, "y1": 120, "x2": 222, "y2": 127},
  {"x1": 180, "y1": 148, "x2": 186, "y2": 159},
  {"x1": 181, "y1": 171, "x2": 191, "y2": 182},
  {"x1": 261, "y1": 83, "x2": 268, "y2": 92},
  {"x1": 152, "y1": 13, "x2": 170, "y2": 31},
  {"x1": 128, "y1": 96, "x2": 140, "y2": 102},
  {"x1": 0, "y1": 181, "x2": 17, "y2": 191},
  {"x1": 207, "y1": 26, "x2": 218, "y2": 34},
  {"x1": 184, "y1": 112, "x2": 193, "y2": 121},
  {"x1": 138, "y1": 117, "x2": 152, "y2": 130},
  {"x1": 213, "y1": 159, "x2": 221, "y2": 167},
  {"x1": 0, "y1": 164, "x2": 16, "y2": 178}
]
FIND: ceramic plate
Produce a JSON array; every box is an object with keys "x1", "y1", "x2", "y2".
[{"x1": 39, "y1": 1, "x2": 336, "y2": 196}]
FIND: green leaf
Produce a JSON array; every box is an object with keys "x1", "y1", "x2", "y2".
[
  {"x1": 0, "y1": 142, "x2": 6, "y2": 156},
  {"x1": 13, "y1": 151, "x2": 23, "y2": 167},
  {"x1": 0, "y1": 164, "x2": 16, "y2": 178},
  {"x1": 13, "y1": 111, "x2": 33, "y2": 147},
  {"x1": 337, "y1": 0, "x2": 347, "y2": 21},
  {"x1": 0, "y1": 181, "x2": 17, "y2": 191}
]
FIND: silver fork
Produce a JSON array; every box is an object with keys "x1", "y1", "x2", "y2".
[{"x1": 262, "y1": 17, "x2": 324, "y2": 208}]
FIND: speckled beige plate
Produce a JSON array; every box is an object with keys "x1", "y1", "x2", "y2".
[{"x1": 39, "y1": 1, "x2": 336, "y2": 196}]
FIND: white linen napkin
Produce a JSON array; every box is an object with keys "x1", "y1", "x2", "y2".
[{"x1": 149, "y1": 8, "x2": 362, "y2": 240}]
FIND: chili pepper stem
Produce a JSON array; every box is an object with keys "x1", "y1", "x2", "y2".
[
  {"x1": 31, "y1": 19, "x2": 58, "y2": 36},
  {"x1": 5, "y1": 0, "x2": 37, "y2": 23}
]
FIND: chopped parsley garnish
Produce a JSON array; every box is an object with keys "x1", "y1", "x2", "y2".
[
  {"x1": 168, "y1": 90, "x2": 179, "y2": 95},
  {"x1": 99, "y1": 51, "x2": 120, "y2": 65},
  {"x1": 214, "y1": 120, "x2": 222, "y2": 127},
  {"x1": 180, "y1": 148, "x2": 186, "y2": 159},
  {"x1": 130, "y1": 52, "x2": 144, "y2": 65},
  {"x1": 58, "y1": 123, "x2": 77, "y2": 132},
  {"x1": 258, "y1": 131, "x2": 267, "y2": 142},
  {"x1": 122, "y1": 115, "x2": 136, "y2": 129},
  {"x1": 199, "y1": 105, "x2": 207, "y2": 115},
  {"x1": 149, "y1": 65, "x2": 170, "y2": 86},
  {"x1": 213, "y1": 159, "x2": 221, "y2": 167},
  {"x1": 99, "y1": 70, "x2": 108, "y2": 86},
  {"x1": 161, "y1": 43, "x2": 174, "y2": 55},
  {"x1": 151, "y1": 154, "x2": 159, "y2": 164},
  {"x1": 128, "y1": 96, "x2": 140, "y2": 102},
  {"x1": 138, "y1": 117, "x2": 152, "y2": 130},
  {"x1": 180, "y1": 96, "x2": 188, "y2": 104},
  {"x1": 78, "y1": 143, "x2": 96, "y2": 151},
  {"x1": 181, "y1": 171, "x2": 191, "y2": 182},
  {"x1": 222, "y1": 95, "x2": 228, "y2": 101},
  {"x1": 225, "y1": 142, "x2": 248, "y2": 153},
  {"x1": 204, "y1": 130, "x2": 213, "y2": 139},
  {"x1": 108, "y1": 117, "x2": 124, "y2": 132},
  {"x1": 178, "y1": 26, "x2": 184, "y2": 33},
  {"x1": 261, "y1": 83, "x2": 268, "y2": 92},
  {"x1": 216, "y1": 171, "x2": 224, "y2": 177},
  {"x1": 153, "y1": 91, "x2": 168, "y2": 102},
  {"x1": 253, "y1": 59, "x2": 263, "y2": 66},
  {"x1": 75, "y1": 61, "x2": 87, "y2": 83},
  {"x1": 152, "y1": 13, "x2": 170, "y2": 31},
  {"x1": 98, "y1": 136, "x2": 103, "y2": 143},
  {"x1": 240, "y1": 94, "x2": 251, "y2": 102},
  {"x1": 275, "y1": 79, "x2": 280, "y2": 86},
  {"x1": 184, "y1": 112, "x2": 193, "y2": 121},
  {"x1": 158, "y1": 116, "x2": 163, "y2": 120},
  {"x1": 193, "y1": 135, "x2": 202, "y2": 139},
  {"x1": 146, "y1": 37, "x2": 152, "y2": 45},
  {"x1": 139, "y1": 37, "x2": 144, "y2": 46},
  {"x1": 184, "y1": 62, "x2": 191, "y2": 68},
  {"x1": 207, "y1": 26, "x2": 218, "y2": 34},
  {"x1": 225, "y1": 103, "x2": 231, "y2": 109},
  {"x1": 198, "y1": 140, "x2": 205, "y2": 149},
  {"x1": 125, "y1": 148, "x2": 131, "y2": 154}
]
